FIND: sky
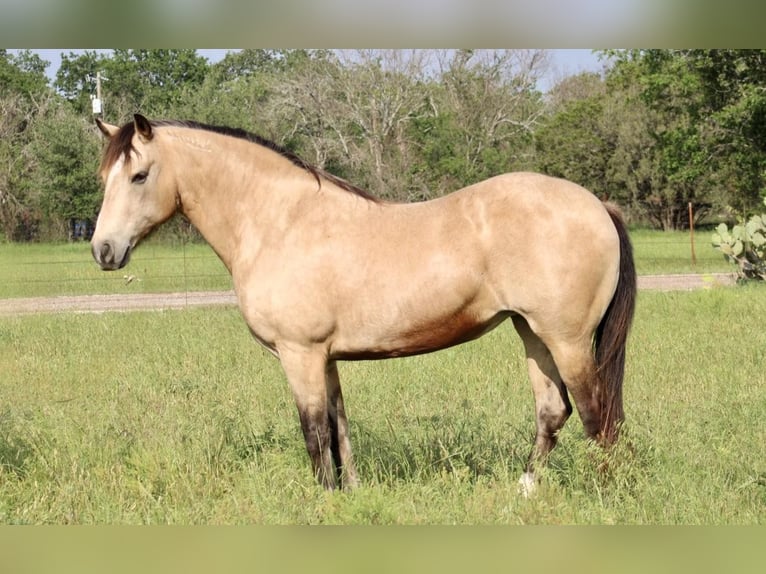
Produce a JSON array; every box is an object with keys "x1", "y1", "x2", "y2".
[
  {"x1": 546, "y1": 49, "x2": 605, "y2": 77},
  {"x1": 17, "y1": 49, "x2": 604, "y2": 92},
  {"x1": 540, "y1": 49, "x2": 606, "y2": 91}
]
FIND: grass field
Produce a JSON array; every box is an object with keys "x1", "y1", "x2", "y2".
[
  {"x1": 0, "y1": 240, "x2": 232, "y2": 299},
  {"x1": 0, "y1": 228, "x2": 733, "y2": 299},
  {"x1": 0, "y1": 285, "x2": 763, "y2": 524},
  {"x1": 628, "y1": 228, "x2": 732, "y2": 275}
]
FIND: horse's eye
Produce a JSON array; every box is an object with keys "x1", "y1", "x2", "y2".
[{"x1": 131, "y1": 171, "x2": 149, "y2": 185}]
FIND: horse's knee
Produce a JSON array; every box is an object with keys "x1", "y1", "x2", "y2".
[
  {"x1": 539, "y1": 402, "x2": 572, "y2": 436},
  {"x1": 530, "y1": 403, "x2": 571, "y2": 465}
]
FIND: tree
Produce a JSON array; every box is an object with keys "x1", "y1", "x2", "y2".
[
  {"x1": 210, "y1": 49, "x2": 300, "y2": 81},
  {"x1": 266, "y1": 50, "x2": 434, "y2": 200},
  {"x1": 2, "y1": 50, "x2": 106, "y2": 241},
  {"x1": 0, "y1": 93, "x2": 37, "y2": 240},
  {"x1": 54, "y1": 50, "x2": 103, "y2": 116},
  {"x1": 580, "y1": 50, "x2": 714, "y2": 229},
  {"x1": 0, "y1": 49, "x2": 49, "y2": 98},
  {"x1": 685, "y1": 49, "x2": 766, "y2": 215},
  {"x1": 599, "y1": 50, "x2": 766, "y2": 227},
  {"x1": 0, "y1": 50, "x2": 52, "y2": 240},
  {"x1": 28, "y1": 104, "x2": 102, "y2": 238},
  {"x1": 260, "y1": 49, "x2": 548, "y2": 202},
  {"x1": 545, "y1": 69, "x2": 605, "y2": 112},
  {"x1": 421, "y1": 49, "x2": 547, "y2": 192},
  {"x1": 175, "y1": 50, "x2": 312, "y2": 130},
  {"x1": 534, "y1": 72, "x2": 616, "y2": 200},
  {"x1": 55, "y1": 49, "x2": 210, "y2": 121}
]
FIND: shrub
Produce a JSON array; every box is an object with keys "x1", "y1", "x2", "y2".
[{"x1": 711, "y1": 202, "x2": 766, "y2": 280}]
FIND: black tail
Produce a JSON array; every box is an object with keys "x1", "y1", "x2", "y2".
[{"x1": 594, "y1": 203, "x2": 637, "y2": 444}]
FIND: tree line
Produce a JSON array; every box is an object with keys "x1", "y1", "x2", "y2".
[{"x1": 2, "y1": 48, "x2": 765, "y2": 241}]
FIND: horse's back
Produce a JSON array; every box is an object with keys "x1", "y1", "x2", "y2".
[{"x1": 455, "y1": 172, "x2": 608, "y2": 216}]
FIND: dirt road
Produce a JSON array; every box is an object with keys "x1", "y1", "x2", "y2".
[{"x1": 0, "y1": 273, "x2": 737, "y2": 318}]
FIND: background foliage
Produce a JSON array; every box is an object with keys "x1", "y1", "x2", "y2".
[{"x1": 2, "y1": 48, "x2": 766, "y2": 241}]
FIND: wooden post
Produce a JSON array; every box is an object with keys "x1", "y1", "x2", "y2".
[{"x1": 689, "y1": 202, "x2": 697, "y2": 267}]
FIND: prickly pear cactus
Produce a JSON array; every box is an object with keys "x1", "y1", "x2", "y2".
[{"x1": 712, "y1": 204, "x2": 766, "y2": 281}]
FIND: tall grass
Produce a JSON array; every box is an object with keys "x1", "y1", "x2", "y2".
[
  {"x1": 0, "y1": 228, "x2": 732, "y2": 299},
  {"x1": 1, "y1": 286, "x2": 763, "y2": 524}
]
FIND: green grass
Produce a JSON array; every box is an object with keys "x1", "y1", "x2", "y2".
[
  {"x1": 0, "y1": 286, "x2": 763, "y2": 524},
  {"x1": 629, "y1": 228, "x2": 731, "y2": 275},
  {"x1": 0, "y1": 240, "x2": 232, "y2": 299},
  {"x1": 0, "y1": 228, "x2": 734, "y2": 299}
]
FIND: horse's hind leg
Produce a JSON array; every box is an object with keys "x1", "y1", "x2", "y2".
[
  {"x1": 546, "y1": 341, "x2": 602, "y2": 442},
  {"x1": 326, "y1": 361, "x2": 360, "y2": 490},
  {"x1": 513, "y1": 316, "x2": 573, "y2": 494}
]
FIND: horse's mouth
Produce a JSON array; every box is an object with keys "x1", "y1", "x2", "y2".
[
  {"x1": 116, "y1": 246, "x2": 132, "y2": 269},
  {"x1": 92, "y1": 241, "x2": 132, "y2": 271}
]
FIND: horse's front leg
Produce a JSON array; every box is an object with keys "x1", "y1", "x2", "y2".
[
  {"x1": 279, "y1": 346, "x2": 337, "y2": 490},
  {"x1": 326, "y1": 361, "x2": 359, "y2": 490}
]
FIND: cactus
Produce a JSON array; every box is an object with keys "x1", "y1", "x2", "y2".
[{"x1": 712, "y1": 202, "x2": 766, "y2": 281}]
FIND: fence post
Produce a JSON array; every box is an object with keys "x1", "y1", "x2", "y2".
[{"x1": 688, "y1": 202, "x2": 696, "y2": 267}]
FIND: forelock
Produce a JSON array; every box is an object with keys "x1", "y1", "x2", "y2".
[{"x1": 99, "y1": 121, "x2": 138, "y2": 174}]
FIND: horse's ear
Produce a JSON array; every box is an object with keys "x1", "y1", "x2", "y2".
[
  {"x1": 96, "y1": 118, "x2": 119, "y2": 138},
  {"x1": 134, "y1": 114, "x2": 153, "y2": 142}
]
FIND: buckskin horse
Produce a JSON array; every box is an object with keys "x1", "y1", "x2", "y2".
[{"x1": 91, "y1": 114, "x2": 636, "y2": 494}]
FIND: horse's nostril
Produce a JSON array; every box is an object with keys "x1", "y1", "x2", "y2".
[
  {"x1": 92, "y1": 241, "x2": 114, "y2": 267},
  {"x1": 100, "y1": 242, "x2": 113, "y2": 263}
]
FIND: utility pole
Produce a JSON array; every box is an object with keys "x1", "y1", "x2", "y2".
[{"x1": 92, "y1": 71, "x2": 103, "y2": 118}]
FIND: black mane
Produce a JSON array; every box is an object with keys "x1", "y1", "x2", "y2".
[{"x1": 101, "y1": 118, "x2": 379, "y2": 202}]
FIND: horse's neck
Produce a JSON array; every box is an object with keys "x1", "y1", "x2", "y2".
[{"x1": 170, "y1": 139, "x2": 321, "y2": 271}]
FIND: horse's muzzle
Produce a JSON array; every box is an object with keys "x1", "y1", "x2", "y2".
[{"x1": 91, "y1": 240, "x2": 131, "y2": 270}]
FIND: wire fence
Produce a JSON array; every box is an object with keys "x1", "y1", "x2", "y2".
[
  {"x1": 1, "y1": 241, "x2": 233, "y2": 300},
  {"x1": 0, "y1": 231, "x2": 735, "y2": 304}
]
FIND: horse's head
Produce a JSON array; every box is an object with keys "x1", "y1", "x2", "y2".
[{"x1": 91, "y1": 114, "x2": 178, "y2": 270}]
